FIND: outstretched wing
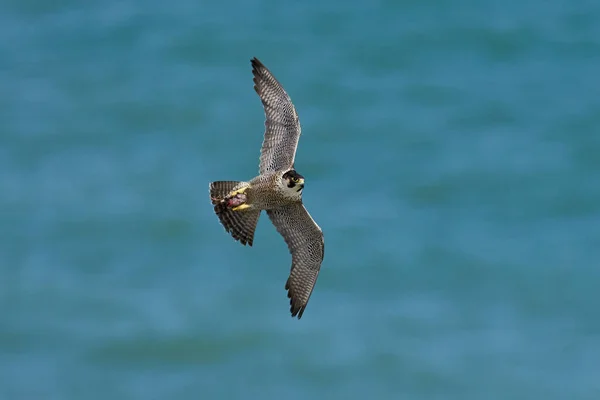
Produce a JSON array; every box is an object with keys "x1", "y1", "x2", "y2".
[
  {"x1": 267, "y1": 204, "x2": 324, "y2": 319},
  {"x1": 251, "y1": 57, "x2": 302, "y2": 174}
]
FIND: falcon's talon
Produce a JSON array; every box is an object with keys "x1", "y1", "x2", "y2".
[
  {"x1": 229, "y1": 186, "x2": 249, "y2": 197},
  {"x1": 208, "y1": 57, "x2": 325, "y2": 320},
  {"x1": 231, "y1": 203, "x2": 251, "y2": 211}
]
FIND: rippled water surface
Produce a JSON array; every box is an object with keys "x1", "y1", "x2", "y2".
[{"x1": 2, "y1": 0, "x2": 600, "y2": 398}]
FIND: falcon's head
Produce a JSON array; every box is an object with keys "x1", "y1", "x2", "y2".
[{"x1": 282, "y1": 170, "x2": 304, "y2": 194}]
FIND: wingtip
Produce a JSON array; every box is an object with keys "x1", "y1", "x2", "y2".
[
  {"x1": 251, "y1": 59, "x2": 268, "y2": 99},
  {"x1": 285, "y1": 278, "x2": 306, "y2": 320},
  {"x1": 251, "y1": 57, "x2": 272, "y2": 79},
  {"x1": 250, "y1": 57, "x2": 263, "y2": 69},
  {"x1": 292, "y1": 306, "x2": 305, "y2": 319}
]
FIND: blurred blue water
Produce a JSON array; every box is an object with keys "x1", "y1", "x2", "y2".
[{"x1": 1, "y1": 0, "x2": 600, "y2": 398}]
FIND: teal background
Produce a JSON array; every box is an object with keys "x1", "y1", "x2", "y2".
[{"x1": 2, "y1": 0, "x2": 599, "y2": 398}]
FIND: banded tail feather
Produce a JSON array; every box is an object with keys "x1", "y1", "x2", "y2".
[{"x1": 209, "y1": 181, "x2": 260, "y2": 246}]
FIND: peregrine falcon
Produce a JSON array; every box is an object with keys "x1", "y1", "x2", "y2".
[{"x1": 209, "y1": 57, "x2": 325, "y2": 319}]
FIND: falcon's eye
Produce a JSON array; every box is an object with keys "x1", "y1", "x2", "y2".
[{"x1": 292, "y1": 177, "x2": 299, "y2": 183}]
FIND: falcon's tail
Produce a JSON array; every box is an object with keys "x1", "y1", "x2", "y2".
[{"x1": 209, "y1": 181, "x2": 260, "y2": 246}]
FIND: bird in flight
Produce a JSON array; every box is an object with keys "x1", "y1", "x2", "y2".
[{"x1": 209, "y1": 57, "x2": 325, "y2": 319}]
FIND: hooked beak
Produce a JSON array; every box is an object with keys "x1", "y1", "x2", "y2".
[{"x1": 298, "y1": 178, "x2": 305, "y2": 189}]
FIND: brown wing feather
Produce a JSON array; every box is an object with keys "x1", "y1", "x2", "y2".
[
  {"x1": 251, "y1": 57, "x2": 302, "y2": 174},
  {"x1": 267, "y1": 204, "x2": 324, "y2": 319}
]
